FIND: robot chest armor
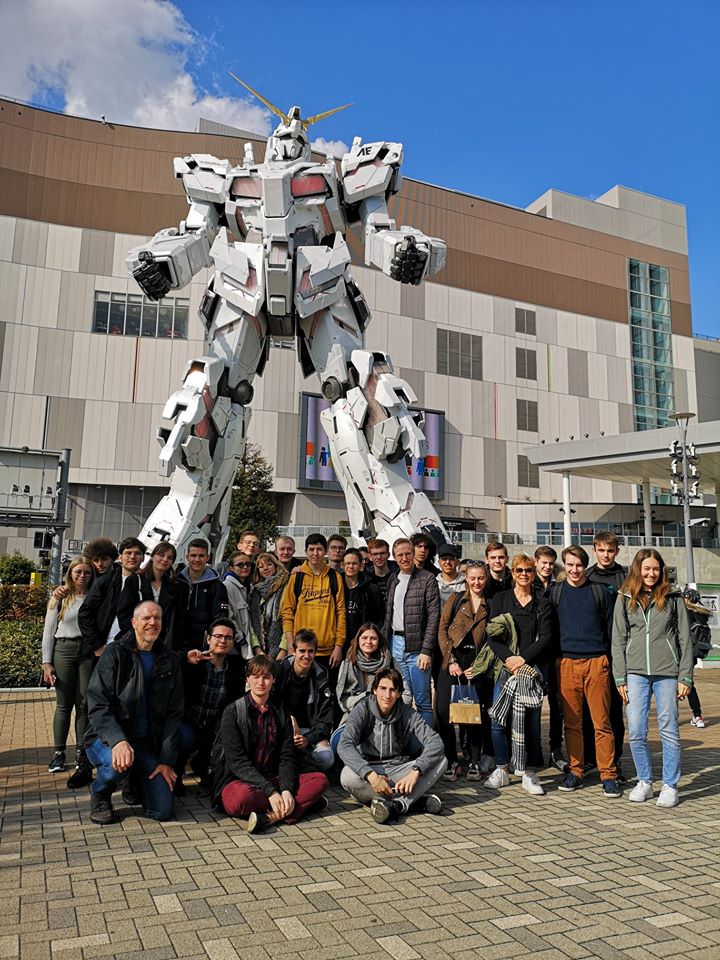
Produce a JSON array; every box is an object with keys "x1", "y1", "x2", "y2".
[{"x1": 227, "y1": 164, "x2": 343, "y2": 243}]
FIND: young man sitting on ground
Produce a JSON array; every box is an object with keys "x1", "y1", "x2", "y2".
[{"x1": 338, "y1": 667, "x2": 447, "y2": 823}]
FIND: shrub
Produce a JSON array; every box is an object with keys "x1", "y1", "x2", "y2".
[
  {"x1": 0, "y1": 584, "x2": 49, "y2": 621},
  {"x1": 0, "y1": 620, "x2": 43, "y2": 687},
  {"x1": 0, "y1": 552, "x2": 36, "y2": 584}
]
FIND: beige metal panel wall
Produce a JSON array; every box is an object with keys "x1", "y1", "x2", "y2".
[
  {"x1": 385, "y1": 312, "x2": 413, "y2": 368},
  {"x1": 12, "y1": 219, "x2": 48, "y2": 267},
  {"x1": 21, "y1": 265, "x2": 61, "y2": 328},
  {"x1": 57, "y1": 272, "x2": 95, "y2": 332},
  {"x1": 79, "y1": 229, "x2": 115, "y2": 276},
  {"x1": 134, "y1": 338, "x2": 174, "y2": 405},
  {"x1": 33, "y1": 328, "x2": 74, "y2": 396},
  {"x1": 0, "y1": 323, "x2": 39, "y2": 393},
  {"x1": 100, "y1": 336, "x2": 136, "y2": 402},
  {"x1": 0, "y1": 215, "x2": 16, "y2": 260},
  {"x1": 81, "y1": 400, "x2": 119, "y2": 469},
  {"x1": 8, "y1": 393, "x2": 45, "y2": 447},
  {"x1": 68, "y1": 332, "x2": 108, "y2": 400},
  {"x1": 45, "y1": 396, "x2": 86, "y2": 459},
  {"x1": 0, "y1": 260, "x2": 27, "y2": 320},
  {"x1": 46, "y1": 224, "x2": 82, "y2": 271},
  {"x1": 470, "y1": 290, "x2": 493, "y2": 333},
  {"x1": 114, "y1": 402, "x2": 155, "y2": 471}
]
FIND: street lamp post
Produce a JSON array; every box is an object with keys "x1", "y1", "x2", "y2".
[{"x1": 669, "y1": 411, "x2": 697, "y2": 587}]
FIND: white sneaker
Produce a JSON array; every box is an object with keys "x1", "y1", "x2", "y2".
[
  {"x1": 691, "y1": 715, "x2": 706, "y2": 728},
  {"x1": 521, "y1": 772, "x2": 545, "y2": 796},
  {"x1": 656, "y1": 784, "x2": 679, "y2": 808},
  {"x1": 628, "y1": 780, "x2": 653, "y2": 803},
  {"x1": 483, "y1": 766, "x2": 510, "y2": 790}
]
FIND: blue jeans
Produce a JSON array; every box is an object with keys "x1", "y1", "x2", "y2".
[
  {"x1": 87, "y1": 737, "x2": 175, "y2": 821},
  {"x1": 625, "y1": 674, "x2": 681, "y2": 787},
  {"x1": 490, "y1": 678, "x2": 542, "y2": 771},
  {"x1": 391, "y1": 634, "x2": 433, "y2": 726}
]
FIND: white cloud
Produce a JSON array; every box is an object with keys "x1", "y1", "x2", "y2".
[
  {"x1": 0, "y1": 0, "x2": 271, "y2": 135},
  {"x1": 311, "y1": 137, "x2": 350, "y2": 159}
]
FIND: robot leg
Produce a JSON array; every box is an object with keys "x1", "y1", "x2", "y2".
[
  {"x1": 320, "y1": 349, "x2": 447, "y2": 547},
  {"x1": 140, "y1": 295, "x2": 264, "y2": 560}
]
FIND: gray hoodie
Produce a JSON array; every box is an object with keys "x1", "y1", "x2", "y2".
[
  {"x1": 611, "y1": 591, "x2": 694, "y2": 687},
  {"x1": 337, "y1": 694, "x2": 445, "y2": 781}
]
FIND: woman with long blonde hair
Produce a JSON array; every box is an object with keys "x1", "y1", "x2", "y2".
[
  {"x1": 42, "y1": 556, "x2": 96, "y2": 787},
  {"x1": 612, "y1": 548, "x2": 694, "y2": 807}
]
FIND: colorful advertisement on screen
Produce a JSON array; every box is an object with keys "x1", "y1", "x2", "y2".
[{"x1": 298, "y1": 393, "x2": 444, "y2": 499}]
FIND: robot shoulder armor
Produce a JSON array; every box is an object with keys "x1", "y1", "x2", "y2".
[
  {"x1": 341, "y1": 141, "x2": 403, "y2": 202},
  {"x1": 174, "y1": 154, "x2": 231, "y2": 204},
  {"x1": 341, "y1": 140, "x2": 403, "y2": 174}
]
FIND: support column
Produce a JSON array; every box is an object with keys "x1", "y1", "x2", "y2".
[
  {"x1": 49, "y1": 448, "x2": 70, "y2": 587},
  {"x1": 642, "y1": 479, "x2": 653, "y2": 546},
  {"x1": 562, "y1": 471, "x2": 572, "y2": 547}
]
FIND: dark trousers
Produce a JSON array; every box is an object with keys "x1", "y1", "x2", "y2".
[
  {"x1": 51, "y1": 637, "x2": 94, "y2": 752},
  {"x1": 87, "y1": 737, "x2": 174, "y2": 821}
]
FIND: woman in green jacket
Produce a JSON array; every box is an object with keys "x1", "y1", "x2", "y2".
[{"x1": 612, "y1": 548, "x2": 693, "y2": 808}]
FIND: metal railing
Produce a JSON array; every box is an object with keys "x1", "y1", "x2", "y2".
[{"x1": 276, "y1": 525, "x2": 719, "y2": 550}]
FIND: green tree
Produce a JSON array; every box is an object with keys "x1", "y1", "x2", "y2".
[
  {"x1": 0, "y1": 552, "x2": 35, "y2": 584},
  {"x1": 226, "y1": 442, "x2": 279, "y2": 555}
]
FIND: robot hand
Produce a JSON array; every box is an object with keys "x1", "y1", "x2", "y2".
[
  {"x1": 366, "y1": 227, "x2": 446, "y2": 284},
  {"x1": 390, "y1": 234, "x2": 429, "y2": 285},
  {"x1": 132, "y1": 251, "x2": 173, "y2": 302}
]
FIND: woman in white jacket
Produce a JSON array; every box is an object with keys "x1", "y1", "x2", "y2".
[
  {"x1": 612, "y1": 549, "x2": 693, "y2": 808},
  {"x1": 42, "y1": 556, "x2": 95, "y2": 787}
]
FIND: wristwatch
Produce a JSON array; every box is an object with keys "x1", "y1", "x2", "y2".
[{"x1": 411, "y1": 764, "x2": 422, "y2": 775}]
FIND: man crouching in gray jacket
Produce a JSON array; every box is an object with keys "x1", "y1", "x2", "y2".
[{"x1": 338, "y1": 667, "x2": 447, "y2": 823}]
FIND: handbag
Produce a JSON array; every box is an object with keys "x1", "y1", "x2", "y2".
[{"x1": 448, "y1": 677, "x2": 481, "y2": 725}]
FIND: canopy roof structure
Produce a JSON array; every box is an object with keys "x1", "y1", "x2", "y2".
[{"x1": 524, "y1": 420, "x2": 720, "y2": 493}]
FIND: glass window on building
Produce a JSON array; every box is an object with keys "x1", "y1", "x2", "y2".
[
  {"x1": 516, "y1": 398, "x2": 538, "y2": 432},
  {"x1": 627, "y1": 259, "x2": 674, "y2": 430},
  {"x1": 92, "y1": 291, "x2": 188, "y2": 339},
  {"x1": 515, "y1": 307, "x2": 536, "y2": 336},
  {"x1": 436, "y1": 328, "x2": 483, "y2": 381},
  {"x1": 517, "y1": 454, "x2": 539, "y2": 488},
  {"x1": 516, "y1": 347, "x2": 537, "y2": 381}
]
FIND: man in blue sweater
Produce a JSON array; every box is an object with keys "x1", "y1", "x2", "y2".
[{"x1": 550, "y1": 546, "x2": 621, "y2": 798}]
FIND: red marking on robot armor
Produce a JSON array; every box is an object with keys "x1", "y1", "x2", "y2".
[
  {"x1": 319, "y1": 205, "x2": 334, "y2": 236},
  {"x1": 193, "y1": 386, "x2": 216, "y2": 441},
  {"x1": 290, "y1": 175, "x2": 329, "y2": 197},
  {"x1": 231, "y1": 177, "x2": 262, "y2": 198},
  {"x1": 299, "y1": 270, "x2": 311, "y2": 295}
]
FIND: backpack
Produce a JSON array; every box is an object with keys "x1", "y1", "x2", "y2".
[
  {"x1": 682, "y1": 590, "x2": 713, "y2": 660},
  {"x1": 293, "y1": 567, "x2": 339, "y2": 601},
  {"x1": 208, "y1": 699, "x2": 243, "y2": 806}
]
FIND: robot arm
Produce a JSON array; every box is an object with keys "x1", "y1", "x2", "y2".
[
  {"x1": 341, "y1": 139, "x2": 446, "y2": 285},
  {"x1": 126, "y1": 154, "x2": 229, "y2": 301}
]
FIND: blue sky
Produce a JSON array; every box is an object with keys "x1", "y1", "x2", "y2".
[{"x1": 4, "y1": 0, "x2": 718, "y2": 336}]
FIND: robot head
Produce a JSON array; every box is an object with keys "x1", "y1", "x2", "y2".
[
  {"x1": 266, "y1": 107, "x2": 312, "y2": 163},
  {"x1": 228, "y1": 73, "x2": 352, "y2": 164}
]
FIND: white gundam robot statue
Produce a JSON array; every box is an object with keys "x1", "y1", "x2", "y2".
[{"x1": 127, "y1": 77, "x2": 448, "y2": 560}]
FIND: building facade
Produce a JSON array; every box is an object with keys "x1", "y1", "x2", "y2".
[{"x1": 0, "y1": 99, "x2": 700, "y2": 557}]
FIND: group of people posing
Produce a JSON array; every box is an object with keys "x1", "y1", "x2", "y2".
[{"x1": 41, "y1": 527, "x2": 702, "y2": 831}]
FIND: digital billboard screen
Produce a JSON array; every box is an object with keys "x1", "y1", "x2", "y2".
[{"x1": 298, "y1": 393, "x2": 444, "y2": 499}]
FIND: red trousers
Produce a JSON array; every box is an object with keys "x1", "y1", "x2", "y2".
[{"x1": 221, "y1": 772, "x2": 328, "y2": 823}]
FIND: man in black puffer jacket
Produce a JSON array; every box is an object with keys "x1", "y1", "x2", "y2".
[
  {"x1": 85, "y1": 601, "x2": 183, "y2": 825},
  {"x1": 382, "y1": 538, "x2": 440, "y2": 726}
]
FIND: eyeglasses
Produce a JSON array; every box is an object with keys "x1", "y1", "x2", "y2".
[
  {"x1": 514, "y1": 567, "x2": 535, "y2": 574},
  {"x1": 209, "y1": 633, "x2": 234, "y2": 641},
  {"x1": 233, "y1": 562, "x2": 252, "y2": 568}
]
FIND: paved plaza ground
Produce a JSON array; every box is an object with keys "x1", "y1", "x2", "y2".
[{"x1": 1, "y1": 673, "x2": 719, "y2": 960}]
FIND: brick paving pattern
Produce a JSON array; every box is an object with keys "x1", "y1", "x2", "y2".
[{"x1": 1, "y1": 674, "x2": 719, "y2": 960}]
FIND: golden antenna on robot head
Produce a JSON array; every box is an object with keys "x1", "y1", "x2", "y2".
[
  {"x1": 301, "y1": 102, "x2": 353, "y2": 131},
  {"x1": 228, "y1": 73, "x2": 351, "y2": 132},
  {"x1": 228, "y1": 73, "x2": 289, "y2": 125}
]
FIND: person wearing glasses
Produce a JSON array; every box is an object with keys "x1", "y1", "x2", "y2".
[
  {"x1": 177, "y1": 618, "x2": 246, "y2": 791},
  {"x1": 222, "y1": 551, "x2": 259, "y2": 659},
  {"x1": 484, "y1": 554, "x2": 552, "y2": 796}
]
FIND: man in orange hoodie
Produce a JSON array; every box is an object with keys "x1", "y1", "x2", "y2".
[{"x1": 280, "y1": 533, "x2": 346, "y2": 670}]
